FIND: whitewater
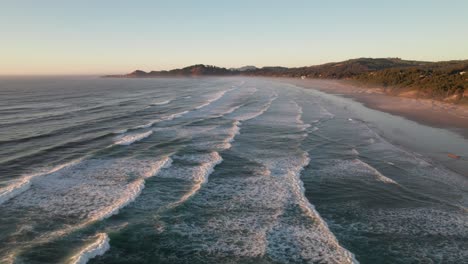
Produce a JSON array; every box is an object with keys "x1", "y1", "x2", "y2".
[{"x1": 0, "y1": 77, "x2": 467, "y2": 264}]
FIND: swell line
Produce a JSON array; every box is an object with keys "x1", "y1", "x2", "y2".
[
  {"x1": 3, "y1": 156, "x2": 173, "y2": 264},
  {"x1": 286, "y1": 100, "x2": 358, "y2": 263},
  {"x1": 0, "y1": 159, "x2": 83, "y2": 206},
  {"x1": 68, "y1": 233, "x2": 110, "y2": 264}
]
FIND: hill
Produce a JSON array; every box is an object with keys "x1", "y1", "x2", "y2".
[
  {"x1": 244, "y1": 58, "x2": 429, "y2": 78},
  {"x1": 107, "y1": 58, "x2": 468, "y2": 103},
  {"x1": 109, "y1": 65, "x2": 235, "y2": 78}
]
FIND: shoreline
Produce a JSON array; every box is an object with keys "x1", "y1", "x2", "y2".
[{"x1": 282, "y1": 78, "x2": 468, "y2": 139}]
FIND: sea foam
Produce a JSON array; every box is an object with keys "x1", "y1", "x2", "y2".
[
  {"x1": 195, "y1": 89, "x2": 233, "y2": 110},
  {"x1": 159, "y1": 152, "x2": 223, "y2": 209},
  {"x1": 0, "y1": 159, "x2": 82, "y2": 205},
  {"x1": 114, "y1": 131, "x2": 153, "y2": 145},
  {"x1": 151, "y1": 99, "x2": 172, "y2": 105},
  {"x1": 3, "y1": 156, "x2": 172, "y2": 258},
  {"x1": 69, "y1": 233, "x2": 110, "y2": 264},
  {"x1": 166, "y1": 99, "x2": 357, "y2": 263}
]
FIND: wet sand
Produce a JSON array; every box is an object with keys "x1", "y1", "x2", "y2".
[{"x1": 283, "y1": 78, "x2": 468, "y2": 139}]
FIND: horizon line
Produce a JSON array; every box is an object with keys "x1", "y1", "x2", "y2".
[{"x1": 3, "y1": 57, "x2": 468, "y2": 77}]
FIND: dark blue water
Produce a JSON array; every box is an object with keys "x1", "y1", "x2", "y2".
[{"x1": 0, "y1": 77, "x2": 466, "y2": 263}]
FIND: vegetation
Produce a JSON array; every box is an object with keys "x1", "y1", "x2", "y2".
[
  {"x1": 352, "y1": 61, "x2": 468, "y2": 102},
  {"x1": 109, "y1": 58, "x2": 468, "y2": 103},
  {"x1": 244, "y1": 58, "x2": 468, "y2": 103},
  {"x1": 123, "y1": 65, "x2": 235, "y2": 77}
]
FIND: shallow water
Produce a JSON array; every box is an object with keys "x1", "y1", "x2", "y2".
[{"x1": 0, "y1": 77, "x2": 466, "y2": 263}]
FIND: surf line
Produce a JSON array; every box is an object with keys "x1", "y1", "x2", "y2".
[
  {"x1": 115, "y1": 88, "x2": 235, "y2": 135},
  {"x1": 153, "y1": 96, "x2": 277, "y2": 219},
  {"x1": 0, "y1": 158, "x2": 83, "y2": 206},
  {"x1": 290, "y1": 100, "x2": 359, "y2": 263},
  {"x1": 5, "y1": 156, "x2": 173, "y2": 264}
]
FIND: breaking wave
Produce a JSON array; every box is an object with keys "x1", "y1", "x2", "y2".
[
  {"x1": 0, "y1": 159, "x2": 82, "y2": 205},
  {"x1": 151, "y1": 99, "x2": 172, "y2": 106},
  {"x1": 69, "y1": 233, "x2": 110, "y2": 264},
  {"x1": 114, "y1": 131, "x2": 153, "y2": 146},
  {"x1": 167, "y1": 152, "x2": 223, "y2": 208}
]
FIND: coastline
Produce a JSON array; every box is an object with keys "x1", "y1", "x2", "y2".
[{"x1": 282, "y1": 78, "x2": 468, "y2": 139}]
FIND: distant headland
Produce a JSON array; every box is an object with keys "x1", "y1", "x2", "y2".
[{"x1": 105, "y1": 58, "x2": 468, "y2": 104}]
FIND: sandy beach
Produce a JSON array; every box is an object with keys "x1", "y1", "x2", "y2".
[{"x1": 284, "y1": 78, "x2": 468, "y2": 139}]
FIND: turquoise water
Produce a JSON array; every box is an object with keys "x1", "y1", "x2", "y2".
[{"x1": 0, "y1": 77, "x2": 466, "y2": 263}]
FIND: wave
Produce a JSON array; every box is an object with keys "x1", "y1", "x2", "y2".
[
  {"x1": 275, "y1": 152, "x2": 357, "y2": 263},
  {"x1": 113, "y1": 129, "x2": 128, "y2": 134},
  {"x1": 314, "y1": 159, "x2": 399, "y2": 186},
  {"x1": 263, "y1": 101, "x2": 357, "y2": 263},
  {"x1": 89, "y1": 179, "x2": 146, "y2": 221},
  {"x1": 292, "y1": 101, "x2": 311, "y2": 131},
  {"x1": 0, "y1": 179, "x2": 30, "y2": 206},
  {"x1": 133, "y1": 121, "x2": 157, "y2": 130},
  {"x1": 69, "y1": 233, "x2": 110, "y2": 264},
  {"x1": 88, "y1": 157, "x2": 172, "y2": 221},
  {"x1": 215, "y1": 121, "x2": 241, "y2": 150},
  {"x1": 165, "y1": 98, "x2": 357, "y2": 262},
  {"x1": 128, "y1": 109, "x2": 191, "y2": 131},
  {"x1": 161, "y1": 152, "x2": 222, "y2": 209},
  {"x1": 160, "y1": 110, "x2": 190, "y2": 121},
  {"x1": 195, "y1": 89, "x2": 234, "y2": 110},
  {"x1": 319, "y1": 105, "x2": 335, "y2": 119},
  {"x1": 265, "y1": 156, "x2": 356, "y2": 263},
  {"x1": 115, "y1": 90, "x2": 233, "y2": 135},
  {"x1": 151, "y1": 99, "x2": 172, "y2": 106},
  {"x1": 213, "y1": 91, "x2": 273, "y2": 150},
  {"x1": 0, "y1": 159, "x2": 82, "y2": 205},
  {"x1": 235, "y1": 93, "x2": 278, "y2": 122},
  {"x1": 353, "y1": 159, "x2": 398, "y2": 185},
  {"x1": 114, "y1": 131, "x2": 153, "y2": 146},
  {"x1": 3, "y1": 157, "x2": 172, "y2": 262}
]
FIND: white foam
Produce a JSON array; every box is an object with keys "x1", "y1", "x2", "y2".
[
  {"x1": 0, "y1": 179, "x2": 31, "y2": 206},
  {"x1": 168, "y1": 150, "x2": 356, "y2": 263},
  {"x1": 113, "y1": 129, "x2": 128, "y2": 134},
  {"x1": 117, "y1": 108, "x2": 190, "y2": 134},
  {"x1": 0, "y1": 159, "x2": 82, "y2": 205},
  {"x1": 90, "y1": 179, "x2": 146, "y2": 221},
  {"x1": 166, "y1": 99, "x2": 357, "y2": 263},
  {"x1": 267, "y1": 101, "x2": 356, "y2": 263},
  {"x1": 214, "y1": 120, "x2": 241, "y2": 150},
  {"x1": 69, "y1": 233, "x2": 110, "y2": 264},
  {"x1": 235, "y1": 93, "x2": 277, "y2": 122},
  {"x1": 316, "y1": 159, "x2": 398, "y2": 186},
  {"x1": 353, "y1": 159, "x2": 398, "y2": 185},
  {"x1": 114, "y1": 131, "x2": 153, "y2": 145},
  {"x1": 151, "y1": 99, "x2": 172, "y2": 105},
  {"x1": 133, "y1": 121, "x2": 156, "y2": 129},
  {"x1": 169, "y1": 174, "x2": 286, "y2": 258},
  {"x1": 195, "y1": 89, "x2": 233, "y2": 110},
  {"x1": 4, "y1": 156, "x2": 172, "y2": 258},
  {"x1": 292, "y1": 101, "x2": 311, "y2": 132},
  {"x1": 319, "y1": 105, "x2": 335, "y2": 119},
  {"x1": 158, "y1": 152, "x2": 223, "y2": 210},
  {"x1": 89, "y1": 157, "x2": 172, "y2": 221},
  {"x1": 174, "y1": 153, "x2": 222, "y2": 206}
]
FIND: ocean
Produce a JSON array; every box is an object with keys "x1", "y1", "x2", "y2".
[{"x1": 0, "y1": 77, "x2": 467, "y2": 263}]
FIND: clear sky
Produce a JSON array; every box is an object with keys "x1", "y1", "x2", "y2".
[{"x1": 1, "y1": 0, "x2": 468, "y2": 75}]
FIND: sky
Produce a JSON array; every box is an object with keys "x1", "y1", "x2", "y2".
[{"x1": 1, "y1": 0, "x2": 468, "y2": 75}]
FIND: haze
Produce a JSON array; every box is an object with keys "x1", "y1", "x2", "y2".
[{"x1": 1, "y1": 0, "x2": 467, "y2": 75}]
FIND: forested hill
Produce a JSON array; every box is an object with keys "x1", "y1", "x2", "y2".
[
  {"x1": 107, "y1": 58, "x2": 468, "y2": 103},
  {"x1": 111, "y1": 65, "x2": 235, "y2": 78}
]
